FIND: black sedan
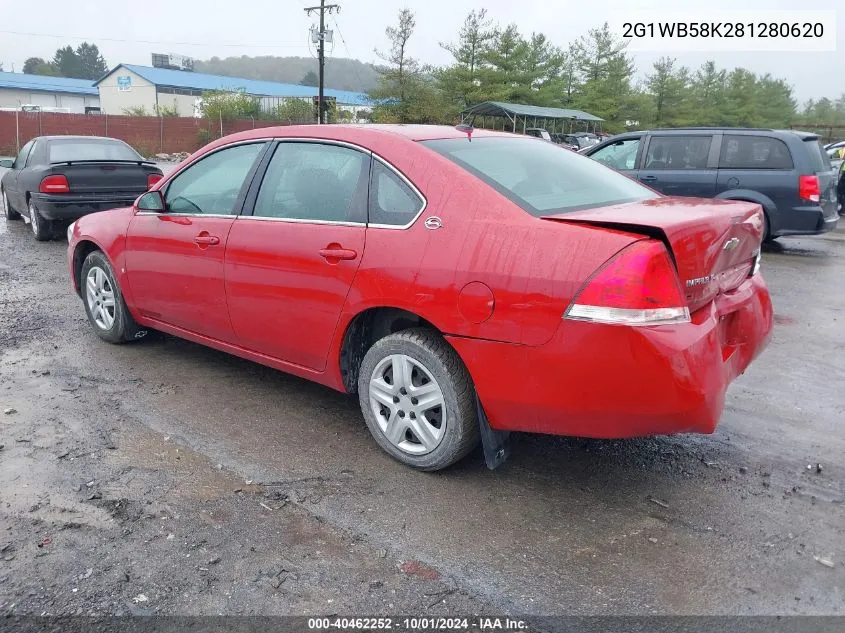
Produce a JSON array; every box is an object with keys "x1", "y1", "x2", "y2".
[{"x1": 1, "y1": 136, "x2": 162, "y2": 241}]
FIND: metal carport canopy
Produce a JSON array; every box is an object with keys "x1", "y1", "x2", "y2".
[{"x1": 461, "y1": 101, "x2": 604, "y2": 122}]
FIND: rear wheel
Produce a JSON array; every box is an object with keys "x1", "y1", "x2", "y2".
[
  {"x1": 81, "y1": 250, "x2": 149, "y2": 344},
  {"x1": 28, "y1": 198, "x2": 53, "y2": 241},
  {"x1": 358, "y1": 328, "x2": 480, "y2": 471},
  {"x1": 762, "y1": 212, "x2": 777, "y2": 243},
  {"x1": 2, "y1": 189, "x2": 20, "y2": 220}
]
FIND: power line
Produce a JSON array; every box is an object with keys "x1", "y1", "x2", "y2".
[
  {"x1": 330, "y1": 16, "x2": 365, "y2": 91},
  {"x1": 0, "y1": 29, "x2": 307, "y2": 49}
]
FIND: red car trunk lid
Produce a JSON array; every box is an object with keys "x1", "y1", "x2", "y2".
[{"x1": 542, "y1": 197, "x2": 764, "y2": 312}]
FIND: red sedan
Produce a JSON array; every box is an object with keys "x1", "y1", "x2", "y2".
[{"x1": 67, "y1": 125, "x2": 773, "y2": 471}]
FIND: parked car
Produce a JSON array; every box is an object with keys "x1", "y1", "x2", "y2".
[
  {"x1": 825, "y1": 140, "x2": 844, "y2": 179},
  {"x1": 582, "y1": 128, "x2": 839, "y2": 240},
  {"x1": 1, "y1": 135, "x2": 163, "y2": 241},
  {"x1": 524, "y1": 127, "x2": 552, "y2": 141},
  {"x1": 550, "y1": 133, "x2": 582, "y2": 151},
  {"x1": 569, "y1": 132, "x2": 600, "y2": 150},
  {"x1": 67, "y1": 125, "x2": 773, "y2": 471}
]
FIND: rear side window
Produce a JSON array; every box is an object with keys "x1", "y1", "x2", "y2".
[
  {"x1": 423, "y1": 136, "x2": 657, "y2": 216},
  {"x1": 253, "y1": 142, "x2": 369, "y2": 223},
  {"x1": 645, "y1": 136, "x2": 712, "y2": 170},
  {"x1": 369, "y1": 161, "x2": 424, "y2": 226},
  {"x1": 13, "y1": 139, "x2": 35, "y2": 168},
  {"x1": 719, "y1": 135, "x2": 794, "y2": 170},
  {"x1": 49, "y1": 139, "x2": 142, "y2": 163},
  {"x1": 803, "y1": 138, "x2": 832, "y2": 173}
]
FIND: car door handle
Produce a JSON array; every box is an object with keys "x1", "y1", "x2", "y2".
[
  {"x1": 639, "y1": 175, "x2": 657, "y2": 181},
  {"x1": 194, "y1": 234, "x2": 220, "y2": 246},
  {"x1": 319, "y1": 246, "x2": 358, "y2": 261}
]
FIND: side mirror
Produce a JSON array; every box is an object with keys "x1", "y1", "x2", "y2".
[
  {"x1": 136, "y1": 190, "x2": 165, "y2": 212},
  {"x1": 0, "y1": 159, "x2": 14, "y2": 169}
]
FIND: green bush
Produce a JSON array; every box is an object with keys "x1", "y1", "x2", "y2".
[{"x1": 196, "y1": 128, "x2": 212, "y2": 148}]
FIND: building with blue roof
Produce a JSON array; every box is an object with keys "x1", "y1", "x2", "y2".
[
  {"x1": 0, "y1": 71, "x2": 100, "y2": 113},
  {"x1": 95, "y1": 63, "x2": 370, "y2": 118}
]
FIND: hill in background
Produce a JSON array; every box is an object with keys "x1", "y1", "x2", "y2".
[{"x1": 194, "y1": 55, "x2": 381, "y2": 93}]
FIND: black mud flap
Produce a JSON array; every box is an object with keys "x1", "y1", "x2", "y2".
[{"x1": 477, "y1": 396, "x2": 511, "y2": 470}]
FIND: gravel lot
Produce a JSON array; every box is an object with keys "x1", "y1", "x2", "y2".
[{"x1": 0, "y1": 169, "x2": 843, "y2": 616}]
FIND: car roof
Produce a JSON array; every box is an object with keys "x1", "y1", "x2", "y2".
[
  {"x1": 199, "y1": 124, "x2": 519, "y2": 153},
  {"x1": 600, "y1": 128, "x2": 820, "y2": 142},
  {"x1": 33, "y1": 135, "x2": 129, "y2": 143},
  {"x1": 283, "y1": 124, "x2": 512, "y2": 142}
]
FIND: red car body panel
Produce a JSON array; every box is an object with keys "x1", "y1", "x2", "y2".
[
  {"x1": 448, "y1": 275, "x2": 772, "y2": 437},
  {"x1": 68, "y1": 124, "x2": 774, "y2": 440},
  {"x1": 225, "y1": 220, "x2": 366, "y2": 371},
  {"x1": 124, "y1": 214, "x2": 239, "y2": 343}
]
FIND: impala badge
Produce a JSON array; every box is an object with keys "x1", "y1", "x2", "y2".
[
  {"x1": 723, "y1": 237, "x2": 740, "y2": 252},
  {"x1": 424, "y1": 216, "x2": 443, "y2": 230}
]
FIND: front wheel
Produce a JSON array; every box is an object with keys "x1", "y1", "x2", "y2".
[
  {"x1": 2, "y1": 189, "x2": 20, "y2": 220},
  {"x1": 358, "y1": 328, "x2": 480, "y2": 471},
  {"x1": 81, "y1": 250, "x2": 149, "y2": 344},
  {"x1": 28, "y1": 198, "x2": 53, "y2": 241}
]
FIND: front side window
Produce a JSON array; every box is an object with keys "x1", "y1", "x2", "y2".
[
  {"x1": 368, "y1": 161, "x2": 424, "y2": 226},
  {"x1": 589, "y1": 138, "x2": 641, "y2": 171},
  {"x1": 252, "y1": 142, "x2": 368, "y2": 223},
  {"x1": 164, "y1": 142, "x2": 264, "y2": 215},
  {"x1": 423, "y1": 136, "x2": 658, "y2": 217},
  {"x1": 645, "y1": 136, "x2": 712, "y2": 170},
  {"x1": 719, "y1": 135, "x2": 794, "y2": 170}
]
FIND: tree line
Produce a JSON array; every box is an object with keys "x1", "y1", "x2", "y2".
[
  {"x1": 370, "y1": 8, "x2": 845, "y2": 133},
  {"x1": 22, "y1": 43, "x2": 108, "y2": 80}
]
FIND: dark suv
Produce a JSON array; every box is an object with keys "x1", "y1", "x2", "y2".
[{"x1": 582, "y1": 128, "x2": 839, "y2": 239}]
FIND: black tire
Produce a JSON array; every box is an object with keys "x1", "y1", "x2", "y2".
[
  {"x1": 762, "y1": 212, "x2": 777, "y2": 243},
  {"x1": 2, "y1": 188, "x2": 20, "y2": 220},
  {"x1": 357, "y1": 327, "x2": 480, "y2": 471},
  {"x1": 80, "y1": 250, "x2": 149, "y2": 344},
  {"x1": 28, "y1": 197, "x2": 53, "y2": 241}
]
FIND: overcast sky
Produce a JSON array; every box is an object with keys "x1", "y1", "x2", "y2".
[{"x1": 0, "y1": 0, "x2": 841, "y2": 104}]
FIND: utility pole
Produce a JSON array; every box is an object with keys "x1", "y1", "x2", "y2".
[{"x1": 304, "y1": 0, "x2": 339, "y2": 124}]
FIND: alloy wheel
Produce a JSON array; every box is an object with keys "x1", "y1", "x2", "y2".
[
  {"x1": 368, "y1": 354, "x2": 447, "y2": 455},
  {"x1": 85, "y1": 266, "x2": 116, "y2": 330}
]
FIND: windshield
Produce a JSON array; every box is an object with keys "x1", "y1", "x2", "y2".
[
  {"x1": 422, "y1": 136, "x2": 658, "y2": 216},
  {"x1": 49, "y1": 139, "x2": 142, "y2": 163}
]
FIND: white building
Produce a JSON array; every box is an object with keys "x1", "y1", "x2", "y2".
[
  {"x1": 95, "y1": 64, "x2": 369, "y2": 118},
  {"x1": 0, "y1": 71, "x2": 100, "y2": 113}
]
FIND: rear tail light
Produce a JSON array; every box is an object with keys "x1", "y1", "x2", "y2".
[
  {"x1": 565, "y1": 240, "x2": 690, "y2": 326},
  {"x1": 798, "y1": 175, "x2": 820, "y2": 203},
  {"x1": 147, "y1": 173, "x2": 163, "y2": 189},
  {"x1": 39, "y1": 175, "x2": 70, "y2": 194}
]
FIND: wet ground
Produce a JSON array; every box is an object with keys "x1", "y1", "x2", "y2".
[{"x1": 0, "y1": 174, "x2": 843, "y2": 615}]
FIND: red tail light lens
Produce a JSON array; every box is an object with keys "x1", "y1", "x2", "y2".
[
  {"x1": 565, "y1": 240, "x2": 690, "y2": 326},
  {"x1": 798, "y1": 175, "x2": 820, "y2": 203},
  {"x1": 147, "y1": 173, "x2": 163, "y2": 189},
  {"x1": 39, "y1": 175, "x2": 70, "y2": 194}
]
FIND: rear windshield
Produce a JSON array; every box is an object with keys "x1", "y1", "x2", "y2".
[
  {"x1": 803, "y1": 138, "x2": 832, "y2": 173},
  {"x1": 422, "y1": 136, "x2": 657, "y2": 215},
  {"x1": 49, "y1": 139, "x2": 141, "y2": 163}
]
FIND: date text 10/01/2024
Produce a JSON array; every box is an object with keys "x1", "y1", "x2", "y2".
[{"x1": 307, "y1": 617, "x2": 528, "y2": 631}]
